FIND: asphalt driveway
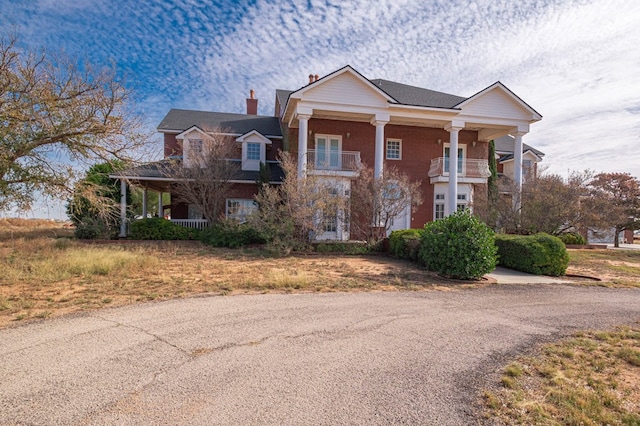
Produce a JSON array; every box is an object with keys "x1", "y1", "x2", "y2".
[{"x1": 2, "y1": 284, "x2": 639, "y2": 425}]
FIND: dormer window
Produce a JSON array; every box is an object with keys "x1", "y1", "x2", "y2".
[
  {"x1": 246, "y1": 142, "x2": 261, "y2": 161},
  {"x1": 236, "y1": 130, "x2": 272, "y2": 171}
]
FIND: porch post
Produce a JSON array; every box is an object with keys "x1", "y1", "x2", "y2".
[
  {"x1": 371, "y1": 114, "x2": 389, "y2": 179},
  {"x1": 445, "y1": 121, "x2": 464, "y2": 216},
  {"x1": 513, "y1": 130, "x2": 527, "y2": 213},
  {"x1": 157, "y1": 192, "x2": 163, "y2": 218},
  {"x1": 119, "y1": 179, "x2": 127, "y2": 238},
  {"x1": 297, "y1": 113, "x2": 311, "y2": 179},
  {"x1": 142, "y1": 187, "x2": 148, "y2": 219}
]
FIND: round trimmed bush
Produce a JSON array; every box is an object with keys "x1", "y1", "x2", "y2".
[
  {"x1": 419, "y1": 210, "x2": 498, "y2": 279},
  {"x1": 557, "y1": 232, "x2": 586, "y2": 245}
]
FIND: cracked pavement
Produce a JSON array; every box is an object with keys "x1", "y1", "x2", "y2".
[{"x1": 1, "y1": 284, "x2": 640, "y2": 425}]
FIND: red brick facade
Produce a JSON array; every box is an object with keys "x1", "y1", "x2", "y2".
[{"x1": 289, "y1": 118, "x2": 485, "y2": 227}]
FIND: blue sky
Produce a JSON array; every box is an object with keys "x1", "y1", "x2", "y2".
[{"x1": 4, "y1": 0, "x2": 640, "y2": 219}]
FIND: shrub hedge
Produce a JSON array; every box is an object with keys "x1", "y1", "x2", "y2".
[
  {"x1": 129, "y1": 218, "x2": 200, "y2": 240},
  {"x1": 418, "y1": 210, "x2": 498, "y2": 279},
  {"x1": 199, "y1": 220, "x2": 266, "y2": 248},
  {"x1": 388, "y1": 229, "x2": 422, "y2": 261},
  {"x1": 557, "y1": 232, "x2": 587, "y2": 245},
  {"x1": 495, "y1": 233, "x2": 568, "y2": 276}
]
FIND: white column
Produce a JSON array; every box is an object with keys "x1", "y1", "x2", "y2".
[
  {"x1": 513, "y1": 131, "x2": 527, "y2": 214},
  {"x1": 297, "y1": 113, "x2": 311, "y2": 179},
  {"x1": 371, "y1": 114, "x2": 390, "y2": 179},
  {"x1": 513, "y1": 132, "x2": 525, "y2": 190},
  {"x1": 157, "y1": 192, "x2": 163, "y2": 218},
  {"x1": 142, "y1": 187, "x2": 148, "y2": 219},
  {"x1": 445, "y1": 122, "x2": 464, "y2": 216},
  {"x1": 119, "y1": 179, "x2": 127, "y2": 238}
]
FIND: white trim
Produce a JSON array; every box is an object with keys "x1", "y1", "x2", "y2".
[
  {"x1": 443, "y1": 143, "x2": 467, "y2": 175},
  {"x1": 314, "y1": 134, "x2": 343, "y2": 170},
  {"x1": 454, "y1": 81, "x2": 542, "y2": 121},
  {"x1": 235, "y1": 130, "x2": 273, "y2": 144}
]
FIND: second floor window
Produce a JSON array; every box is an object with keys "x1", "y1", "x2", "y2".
[
  {"x1": 246, "y1": 142, "x2": 261, "y2": 161},
  {"x1": 444, "y1": 145, "x2": 464, "y2": 174}
]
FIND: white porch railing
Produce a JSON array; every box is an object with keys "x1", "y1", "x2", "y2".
[
  {"x1": 428, "y1": 158, "x2": 491, "y2": 178},
  {"x1": 170, "y1": 219, "x2": 210, "y2": 230},
  {"x1": 307, "y1": 150, "x2": 361, "y2": 172}
]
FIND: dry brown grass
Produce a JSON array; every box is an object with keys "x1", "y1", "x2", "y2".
[
  {"x1": 483, "y1": 325, "x2": 640, "y2": 425},
  {"x1": 0, "y1": 220, "x2": 486, "y2": 328},
  {"x1": 567, "y1": 249, "x2": 640, "y2": 287}
]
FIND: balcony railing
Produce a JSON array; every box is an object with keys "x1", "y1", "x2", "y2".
[
  {"x1": 170, "y1": 219, "x2": 210, "y2": 230},
  {"x1": 428, "y1": 158, "x2": 491, "y2": 178},
  {"x1": 307, "y1": 150, "x2": 361, "y2": 172}
]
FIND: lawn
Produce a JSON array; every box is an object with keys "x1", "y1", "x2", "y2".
[{"x1": 0, "y1": 219, "x2": 482, "y2": 327}]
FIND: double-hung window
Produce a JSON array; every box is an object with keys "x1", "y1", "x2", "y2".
[{"x1": 386, "y1": 139, "x2": 401, "y2": 160}]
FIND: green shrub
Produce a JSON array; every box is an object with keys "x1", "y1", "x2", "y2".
[
  {"x1": 129, "y1": 218, "x2": 200, "y2": 240},
  {"x1": 389, "y1": 229, "x2": 422, "y2": 260},
  {"x1": 313, "y1": 241, "x2": 370, "y2": 254},
  {"x1": 557, "y1": 232, "x2": 587, "y2": 245},
  {"x1": 418, "y1": 210, "x2": 498, "y2": 279},
  {"x1": 495, "y1": 233, "x2": 569, "y2": 276},
  {"x1": 199, "y1": 220, "x2": 266, "y2": 248},
  {"x1": 74, "y1": 216, "x2": 119, "y2": 240}
]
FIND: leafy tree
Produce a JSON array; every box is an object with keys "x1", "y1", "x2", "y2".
[
  {"x1": 67, "y1": 161, "x2": 129, "y2": 239},
  {"x1": 349, "y1": 165, "x2": 423, "y2": 246},
  {"x1": 520, "y1": 171, "x2": 592, "y2": 235},
  {"x1": 586, "y1": 172, "x2": 640, "y2": 247},
  {"x1": 0, "y1": 34, "x2": 148, "y2": 210},
  {"x1": 161, "y1": 128, "x2": 240, "y2": 223}
]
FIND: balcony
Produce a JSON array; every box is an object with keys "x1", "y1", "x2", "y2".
[
  {"x1": 307, "y1": 149, "x2": 361, "y2": 176},
  {"x1": 428, "y1": 157, "x2": 491, "y2": 184}
]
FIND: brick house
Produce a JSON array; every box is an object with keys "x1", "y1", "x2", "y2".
[{"x1": 114, "y1": 65, "x2": 542, "y2": 239}]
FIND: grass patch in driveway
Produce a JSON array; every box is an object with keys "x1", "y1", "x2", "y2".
[{"x1": 483, "y1": 325, "x2": 640, "y2": 425}]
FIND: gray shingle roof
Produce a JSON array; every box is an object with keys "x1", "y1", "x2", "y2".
[
  {"x1": 494, "y1": 135, "x2": 545, "y2": 158},
  {"x1": 112, "y1": 159, "x2": 284, "y2": 183},
  {"x1": 158, "y1": 109, "x2": 282, "y2": 137},
  {"x1": 369, "y1": 79, "x2": 467, "y2": 109}
]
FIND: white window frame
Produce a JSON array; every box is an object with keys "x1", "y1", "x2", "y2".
[
  {"x1": 237, "y1": 131, "x2": 272, "y2": 172},
  {"x1": 226, "y1": 199, "x2": 258, "y2": 223},
  {"x1": 443, "y1": 143, "x2": 466, "y2": 175},
  {"x1": 246, "y1": 142, "x2": 261, "y2": 161},
  {"x1": 434, "y1": 193, "x2": 445, "y2": 220},
  {"x1": 314, "y1": 134, "x2": 342, "y2": 170},
  {"x1": 386, "y1": 138, "x2": 402, "y2": 160}
]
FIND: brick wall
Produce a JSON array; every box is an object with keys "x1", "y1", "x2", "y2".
[{"x1": 287, "y1": 118, "x2": 484, "y2": 227}]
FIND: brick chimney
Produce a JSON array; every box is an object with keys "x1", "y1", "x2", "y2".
[{"x1": 246, "y1": 89, "x2": 258, "y2": 115}]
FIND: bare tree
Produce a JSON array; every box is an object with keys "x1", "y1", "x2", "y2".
[
  {"x1": 162, "y1": 129, "x2": 241, "y2": 223},
  {"x1": 349, "y1": 165, "x2": 422, "y2": 245},
  {"x1": 0, "y1": 34, "x2": 149, "y2": 210},
  {"x1": 252, "y1": 152, "x2": 346, "y2": 252}
]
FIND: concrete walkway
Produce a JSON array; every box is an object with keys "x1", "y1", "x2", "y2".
[{"x1": 486, "y1": 266, "x2": 572, "y2": 284}]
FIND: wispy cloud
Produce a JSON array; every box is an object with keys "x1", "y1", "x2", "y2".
[{"x1": 4, "y1": 0, "x2": 640, "y2": 217}]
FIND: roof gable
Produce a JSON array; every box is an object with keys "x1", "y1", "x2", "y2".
[
  {"x1": 235, "y1": 130, "x2": 272, "y2": 144},
  {"x1": 289, "y1": 65, "x2": 395, "y2": 108},
  {"x1": 456, "y1": 82, "x2": 542, "y2": 121}
]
